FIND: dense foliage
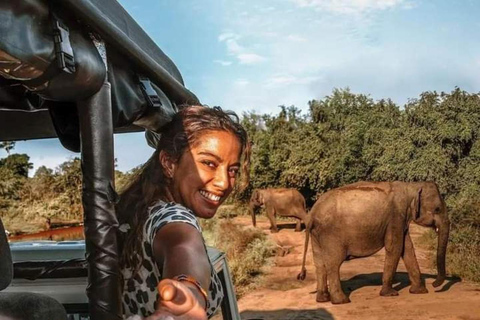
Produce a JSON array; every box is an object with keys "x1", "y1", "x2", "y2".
[{"x1": 243, "y1": 88, "x2": 479, "y2": 201}]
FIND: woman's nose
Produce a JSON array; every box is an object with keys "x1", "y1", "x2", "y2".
[{"x1": 213, "y1": 168, "x2": 229, "y2": 190}]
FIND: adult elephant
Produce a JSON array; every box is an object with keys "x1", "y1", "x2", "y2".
[
  {"x1": 297, "y1": 181, "x2": 450, "y2": 304},
  {"x1": 250, "y1": 188, "x2": 308, "y2": 233}
]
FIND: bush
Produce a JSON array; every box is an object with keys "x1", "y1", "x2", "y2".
[
  {"x1": 446, "y1": 226, "x2": 480, "y2": 282},
  {"x1": 420, "y1": 223, "x2": 480, "y2": 283},
  {"x1": 213, "y1": 202, "x2": 250, "y2": 219},
  {"x1": 201, "y1": 218, "x2": 275, "y2": 296}
]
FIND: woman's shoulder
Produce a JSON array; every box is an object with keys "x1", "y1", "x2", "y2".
[
  {"x1": 145, "y1": 200, "x2": 201, "y2": 232},
  {"x1": 148, "y1": 200, "x2": 195, "y2": 217}
]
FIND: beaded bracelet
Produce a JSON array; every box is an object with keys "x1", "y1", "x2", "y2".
[{"x1": 172, "y1": 274, "x2": 208, "y2": 311}]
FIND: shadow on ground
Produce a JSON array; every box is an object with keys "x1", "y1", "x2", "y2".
[
  {"x1": 274, "y1": 222, "x2": 306, "y2": 231},
  {"x1": 241, "y1": 308, "x2": 334, "y2": 320},
  {"x1": 341, "y1": 272, "x2": 461, "y2": 297}
]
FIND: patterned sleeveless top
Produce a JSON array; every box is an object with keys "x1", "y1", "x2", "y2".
[{"x1": 122, "y1": 201, "x2": 224, "y2": 319}]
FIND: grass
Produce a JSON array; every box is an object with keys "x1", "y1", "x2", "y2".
[
  {"x1": 214, "y1": 202, "x2": 250, "y2": 219},
  {"x1": 446, "y1": 225, "x2": 480, "y2": 282},
  {"x1": 1, "y1": 195, "x2": 82, "y2": 235},
  {"x1": 201, "y1": 213, "x2": 275, "y2": 297}
]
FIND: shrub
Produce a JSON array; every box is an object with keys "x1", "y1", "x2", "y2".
[
  {"x1": 201, "y1": 218, "x2": 275, "y2": 296},
  {"x1": 447, "y1": 226, "x2": 480, "y2": 282}
]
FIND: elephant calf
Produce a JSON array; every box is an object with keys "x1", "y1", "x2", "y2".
[
  {"x1": 298, "y1": 181, "x2": 450, "y2": 304},
  {"x1": 249, "y1": 188, "x2": 308, "y2": 233}
]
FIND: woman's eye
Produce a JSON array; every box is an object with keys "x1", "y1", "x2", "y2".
[
  {"x1": 202, "y1": 160, "x2": 217, "y2": 168},
  {"x1": 228, "y1": 168, "x2": 239, "y2": 177}
]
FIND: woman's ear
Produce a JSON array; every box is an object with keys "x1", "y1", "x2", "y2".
[{"x1": 159, "y1": 150, "x2": 176, "y2": 178}]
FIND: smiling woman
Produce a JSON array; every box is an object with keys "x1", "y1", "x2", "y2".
[{"x1": 116, "y1": 105, "x2": 250, "y2": 320}]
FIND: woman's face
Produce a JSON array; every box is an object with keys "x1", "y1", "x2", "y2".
[{"x1": 166, "y1": 130, "x2": 242, "y2": 219}]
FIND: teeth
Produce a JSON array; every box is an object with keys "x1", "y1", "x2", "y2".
[{"x1": 200, "y1": 190, "x2": 221, "y2": 202}]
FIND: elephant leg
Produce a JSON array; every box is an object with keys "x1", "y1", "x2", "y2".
[
  {"x1": 324, "y1": 247, "x2": 350, "y2": 304},
  {"x1": 311, "y1": 236, "x2": 329, "y2": 302},
  {"x1": 266, "y1": 207, "x2": 278, "y2": 233},
  {"x1": 402, "y1": 232, "x2": 428, "y2": 294},
  {"x1": 380, "y1": 228, "x2": 403, "y2": 297}
]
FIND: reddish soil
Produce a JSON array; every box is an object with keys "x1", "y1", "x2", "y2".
[
  {"x1": 234, "y1": 216, "x2": 480, "y2": 320},
  {"x1": 8, "y1": 225, "x2": 84, "y2": 242}
]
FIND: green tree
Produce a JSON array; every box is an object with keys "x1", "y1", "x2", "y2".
[
  {"x1": 0, "y1": 154, "x2": 32, "y2": 202},
  {"x1": 0, "y1": 154, "x2": 33, "y2": 177},
  {"x1": 52, "y1": 158, "x2": 82, "y2": 204},
  {"x1": 0, "y1": 141, "x2": 15, "y2": 154}
]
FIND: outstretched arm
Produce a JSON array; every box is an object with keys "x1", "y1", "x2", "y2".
[{"x1": 150, "y1": 222, "x2": 211, "y2": 319}]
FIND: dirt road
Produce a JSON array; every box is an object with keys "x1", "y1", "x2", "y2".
[{"x1": 234, "y1": 216, "x2": 480, "y2": 320}]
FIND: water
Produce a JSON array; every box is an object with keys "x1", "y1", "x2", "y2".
[{"x1": 8, "y1": 226, "x2": 84, "y2": 242}]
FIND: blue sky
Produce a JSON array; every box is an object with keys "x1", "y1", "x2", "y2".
[{"x1": 2, "y1": 0, "x2": 480, "y2": 175}]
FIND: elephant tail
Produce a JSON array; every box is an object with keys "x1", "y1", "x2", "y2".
[{"x1": 297, "y1": 216, "x2": 313, "y2": 281}]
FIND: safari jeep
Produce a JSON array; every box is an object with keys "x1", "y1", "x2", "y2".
[
  {"x1": 0, "y1": 0, "x2": 240, "y2": 319},
  {"x1": 3, "y1": 241, "x2": 239, "y2": 320}
]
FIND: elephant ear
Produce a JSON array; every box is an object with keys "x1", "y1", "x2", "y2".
[
  {"x1": 251, "y1": 190, "x2": 260, "y2": 203},
  {"x1": 410, "y1": 188, "x2": 423, "y2": 221},
  {"x1": 258, "y1": 191, "x2": 265, "y2": 203},
  {"x1": 257, "y1": 191, "x2": 264, "y2": 203}
]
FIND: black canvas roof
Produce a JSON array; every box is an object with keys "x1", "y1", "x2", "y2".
[{"x1": 0, "y1": 0, "x2": 199, "y2": 143}]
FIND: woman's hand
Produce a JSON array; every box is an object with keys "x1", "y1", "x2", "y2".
[{"x1": 144, "y1": 279, "x2": 207, "y2": 320}]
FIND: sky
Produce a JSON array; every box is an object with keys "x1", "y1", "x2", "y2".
[{"x1": 2, "y1": 0, "x2": 480, "y2": 175}]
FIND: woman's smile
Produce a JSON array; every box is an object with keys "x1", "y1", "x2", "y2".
[{"x1": 199, "y1": 190, "x2": 222, "y2": 203}]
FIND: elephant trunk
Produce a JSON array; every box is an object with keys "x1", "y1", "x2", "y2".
[
  {"x1": 433, "y1": 218, "x2": 450, "y2": 287},
  {"x1": 250, "y1": 204, "x2": 256, "y2": 227}
]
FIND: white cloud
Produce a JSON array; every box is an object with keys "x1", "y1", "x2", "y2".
[
  {"x1": 287, "y1": 34, "x2": 307, "y2": 42},
  {"x1": 202, "y1": 0, "x2": 479, "y2": 115},
  {"x1": 218, "y1": 32, "x2": 239, "y2": 42},
  {"x1": 265, "y1": 75, "x2": 297, "y2": 87},
  {"x1": 235, "y1": 79, "x2": 250, "y2": 86},
  {"x1": 237, "y1": 53, "x2": 266, "y2": 64},
  {"x1": 260, "y1": 31, "x2": 279, "y2": 38},
  {"x1": 225, "y1": 38, "x2": 244, "y2": 53},
  {"x1": 214, "y1": 60, "x2": 233, "y2": 66},
  {"x1": 219, "y1": 32, "x2": 267, "y2": 65},
  {"x1": 261, "y1": 6, "x2": 276, "y2": 12},
  {"x1": 290, "y1": 0, "x2": 409, "y2": 15},
  {"x1": 265, "y1": 74, "x2": 321, "y2": 88}
]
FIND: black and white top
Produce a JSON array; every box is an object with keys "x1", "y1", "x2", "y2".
[{"x1": 122, "y1": 201, "x2": 224, "y2": 319}]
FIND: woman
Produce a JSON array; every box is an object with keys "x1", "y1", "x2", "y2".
[{"x1": 117, "y1": 106, "x2": 250, "y2": 320}]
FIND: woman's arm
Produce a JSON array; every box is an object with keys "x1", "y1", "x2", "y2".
[{"x1": 152, "y1": 222, "x2": 211, "y2": 314}]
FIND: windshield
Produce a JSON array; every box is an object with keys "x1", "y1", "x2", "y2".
[{"x1": 1, "y1": 133, "x2": 151, "y2": 244}]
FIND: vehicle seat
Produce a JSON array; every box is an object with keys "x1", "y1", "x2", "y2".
[{"x1": 0, "y1": 218, "x2": 68, "y2": 320}]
